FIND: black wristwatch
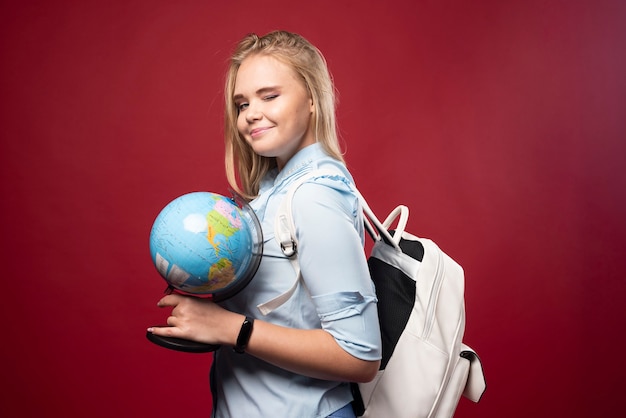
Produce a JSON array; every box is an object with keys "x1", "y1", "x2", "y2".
[{"x1": 233, "y1": 316, "x2": 255, "y2": 354}]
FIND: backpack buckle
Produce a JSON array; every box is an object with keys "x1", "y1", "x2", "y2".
[{"x1": 280, "y1": 239, "x2": 297, "y2": 257}]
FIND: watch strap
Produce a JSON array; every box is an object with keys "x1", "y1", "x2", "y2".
[{"x1": 233, "y1": 316, "x2": 254, "y2": 354}]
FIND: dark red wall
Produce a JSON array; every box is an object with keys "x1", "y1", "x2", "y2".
[{"x1": 1, "y1": 1, "x2": 624, "y2": 417}]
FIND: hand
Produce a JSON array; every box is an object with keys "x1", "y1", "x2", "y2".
[{"x1": 147, "y1": 294, "x2": 241, "y2": 346}]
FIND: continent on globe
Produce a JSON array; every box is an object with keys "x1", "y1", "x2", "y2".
[
  {"x1": 154, "y1": 253, "x2": 190, "y2": 288},
  {"x1": 206, "y1": 198, "x2": 243, "y2": 255},
  {"x1": 190, "y1": 258, "x2": 236, "y2": 293}
]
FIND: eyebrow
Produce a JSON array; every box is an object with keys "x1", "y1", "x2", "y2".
[{"x1": 233, "y1": 86, "x2": 281, "y2": 102}]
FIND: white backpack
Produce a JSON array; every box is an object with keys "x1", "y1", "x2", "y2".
[{"x1": 258, "y1": 170, "x2": 486, "y2": 417}]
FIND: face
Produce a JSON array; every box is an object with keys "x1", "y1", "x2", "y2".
[{"x1": 234, "y1": 54, "x2": 315, "y2": 170}]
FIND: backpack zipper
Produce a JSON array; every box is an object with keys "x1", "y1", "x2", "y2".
[{"x1": 423, "y1": 245, "x2": 444, "y2": 340}]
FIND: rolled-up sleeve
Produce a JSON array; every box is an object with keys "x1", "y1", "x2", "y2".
[{"x1": 292, "y1": 175, "x2": 382, "y2": 361}]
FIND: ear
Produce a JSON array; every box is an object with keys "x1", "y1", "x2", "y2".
[{"x1": 309, "y1": 97, "x2": 314, "y2": 113}]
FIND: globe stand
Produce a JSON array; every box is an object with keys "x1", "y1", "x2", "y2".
[
  {"x1": 147, "y1": 191, "x2": 263, "y2": 354},
  {"x1": 146, "y1": 329, "x2": 221, "y2": 353}
]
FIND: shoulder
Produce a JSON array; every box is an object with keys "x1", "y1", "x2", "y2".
[{"x1": 292, "y1": 166, "x2": 361, "y2": 218}]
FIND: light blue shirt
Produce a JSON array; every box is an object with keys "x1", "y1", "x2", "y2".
[{"x1": 212, "y1": 143, "x2": 381, "y2": 418}]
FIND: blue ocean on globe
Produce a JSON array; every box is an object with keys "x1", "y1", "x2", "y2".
[{"x1": 149, "y1": 192, "x2": 259, "y2": 295}]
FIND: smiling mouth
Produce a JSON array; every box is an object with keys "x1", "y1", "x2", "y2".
[{"x1": 250, "y1": 127, "x2": 272, "y2": 138}]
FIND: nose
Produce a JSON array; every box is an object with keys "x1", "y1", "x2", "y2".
[{"x1": 245, "y1": 101, "x2": 262, "y2": 123}]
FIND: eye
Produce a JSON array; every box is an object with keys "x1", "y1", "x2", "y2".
[
  {"x1": 263, "y1": 94, "x2": 278, "y2": 101},
  {"x1": 237, "y1": 102, "x2": 249, "y2": 112}
]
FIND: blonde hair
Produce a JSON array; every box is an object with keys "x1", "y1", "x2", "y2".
[{"x1": 224, "y1": 30, "x2": 344, "y2": 199}]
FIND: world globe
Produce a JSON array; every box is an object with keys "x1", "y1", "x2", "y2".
[{"x1": 149, "y1": 191, "x2": 262, "y2": 300}]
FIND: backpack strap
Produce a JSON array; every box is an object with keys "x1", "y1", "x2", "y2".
[{"x1": 256, "y1": 171, "x2": 321, "y2": 315}]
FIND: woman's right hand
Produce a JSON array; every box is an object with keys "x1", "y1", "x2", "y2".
[{"x1": 147, "y1": 294, "x2": 243, "y2": 347}]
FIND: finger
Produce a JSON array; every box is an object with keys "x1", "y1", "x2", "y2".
[
  {"x1": 147, "y1": 325, "x2": 180, "y2": 338},
  {"x1": 157, "y1": 293, "x2": 184, "y2": 308}
]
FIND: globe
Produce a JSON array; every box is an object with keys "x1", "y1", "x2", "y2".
[{"x1": 149, "y1": 191, "x2": 262, "y2": 299}]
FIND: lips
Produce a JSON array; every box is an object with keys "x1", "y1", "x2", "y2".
[{"x1": 250, "y1": 126, "x2": 273, "y2": 138}]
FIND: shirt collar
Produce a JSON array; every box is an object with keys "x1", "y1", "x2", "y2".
[
  {"x1": 257, "y1": 143, "x2": 329, "y2": 194},
  {"x1": 274, "y1": 143, "x2": 326, "y2": 185}
]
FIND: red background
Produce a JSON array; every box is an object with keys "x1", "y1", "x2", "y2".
[{"x1": 1, "y1": 1, "x2": 625, "y2": 417}]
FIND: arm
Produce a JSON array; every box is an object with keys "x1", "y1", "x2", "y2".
[{"x1": 149, "y1": 295, "x2": 379, "y2": 383}]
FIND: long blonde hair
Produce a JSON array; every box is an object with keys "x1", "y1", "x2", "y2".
[{"x1": 224, "y1": 30, "x2": 344, "y2": 199}]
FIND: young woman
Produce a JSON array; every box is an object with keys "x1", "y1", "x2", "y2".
[{"x1": 149, "y1": 30, "x2": 381, "y2": 418}]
